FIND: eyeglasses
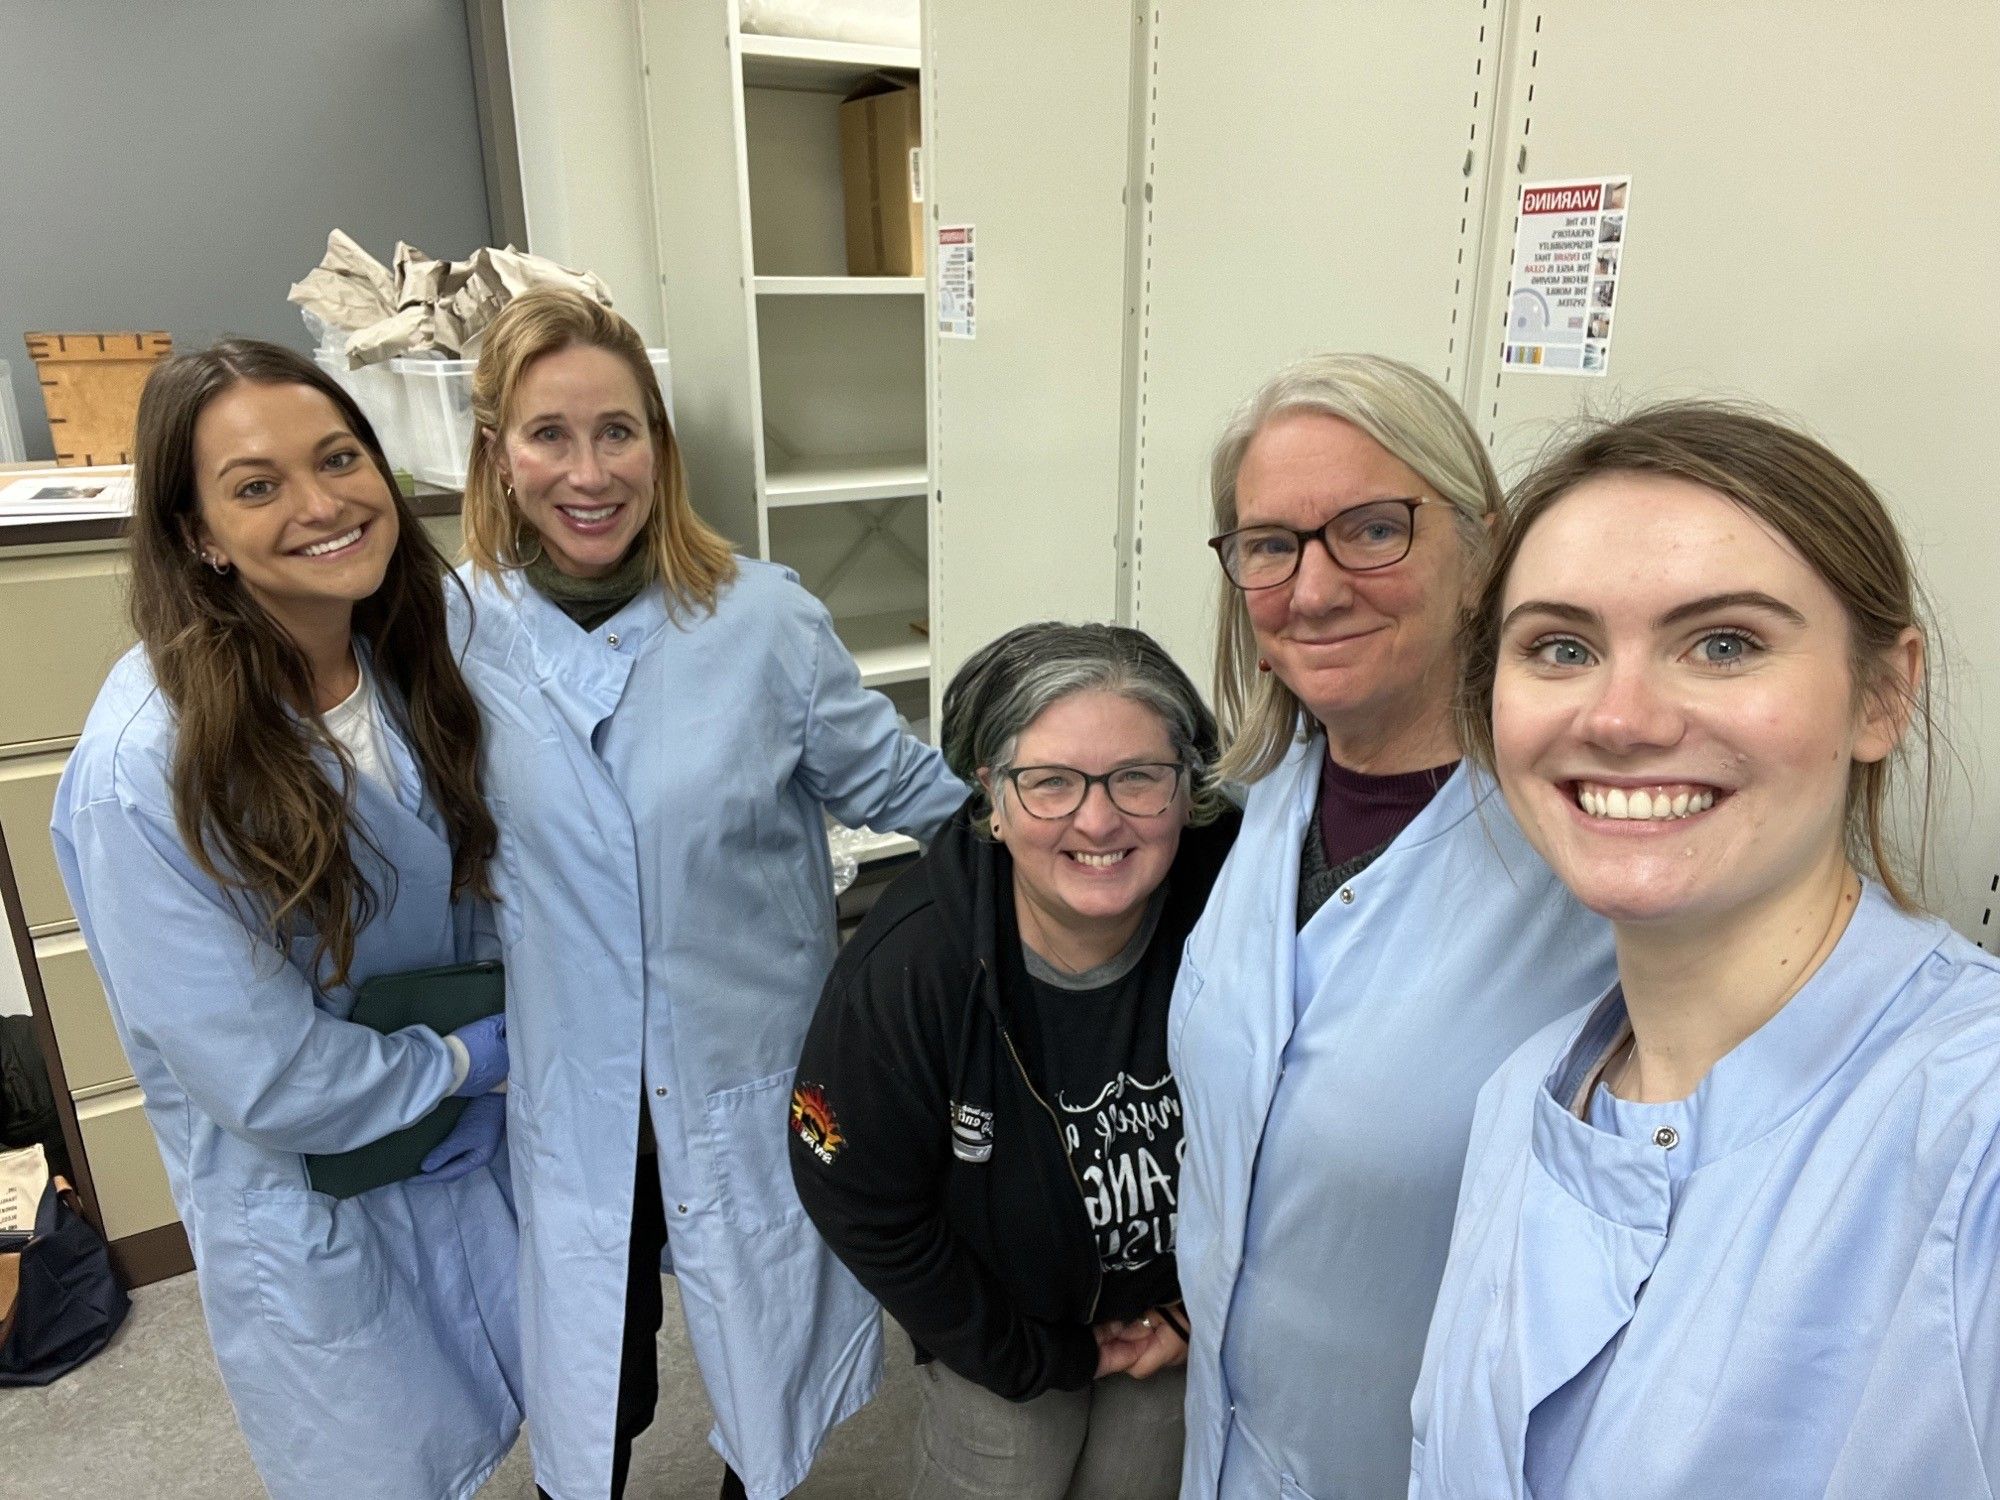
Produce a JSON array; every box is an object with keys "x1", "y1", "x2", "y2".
[
  {"x1": 1000, "y1": 762, "x2": 1186, "y2": 820},
  {"x1": 1209, "y1": 497, "x2": 1431, "y2": 590}
]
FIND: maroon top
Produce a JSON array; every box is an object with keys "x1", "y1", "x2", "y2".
[{"x1": 1317, "y1": 750, "x2": 1458, "y2": 869}]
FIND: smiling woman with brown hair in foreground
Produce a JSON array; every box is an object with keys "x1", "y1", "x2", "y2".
[
  {"x1": 51, "y1": 340, "x2": 520, "y2": 1499},
  {"x1": 1408, "y1": 402, "x2": 2000, "y2": 1498}
]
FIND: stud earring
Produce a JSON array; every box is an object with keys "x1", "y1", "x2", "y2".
[{"x1": 1256, "y1": 657, "x2": 1272, "y2": 673}]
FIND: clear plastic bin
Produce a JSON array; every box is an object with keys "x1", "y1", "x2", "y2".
[
  {"x1": 0, "y1": 359, "x2": 25, "y2": 463},
  {"x1": 314, "y1": 349, "x2": 420, "y2": 480},
  {"x1": 393, "y1": 348, "x2": 674, "y2": 491},
  {"x1": 393, "y1": 357, "x2": 479, "y2": 489}
]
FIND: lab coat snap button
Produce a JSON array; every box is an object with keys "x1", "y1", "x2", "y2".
[
  {"x1": 655, "y1": 1086, "x2": 668, "y2": 1097},
  {"x1": 606, "y1": 632, "x2": 621, "y2": 647},
  {"x1": 1338, "y1": 887, "x2": 1355, "y2": 905},
  {"x1": 1653, "y1": 1126, "x2": 1680, "y2": 1150}
]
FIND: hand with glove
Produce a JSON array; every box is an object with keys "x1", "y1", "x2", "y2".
[
  {"x1": 446, "y1": 1012, "x2": 508, "y2": 1098},
  {"x1": 419, "y1": 1094, "x2": 506, "y2": 1183}
]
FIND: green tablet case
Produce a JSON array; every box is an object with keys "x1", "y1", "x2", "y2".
[{"x1": 303, "y1": 960, "x2": 504, "y2": 1200}]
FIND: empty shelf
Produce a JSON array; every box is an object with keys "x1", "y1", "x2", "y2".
[
  {"x1": 835, "y1": 611, "x2": 931, "y2": 687},
  {"x1": 765, "y1": 452, "x2": 929, "y2": 507},
  {"x1": 755, "y1": 276, "x2": 924, "y2": 296}
]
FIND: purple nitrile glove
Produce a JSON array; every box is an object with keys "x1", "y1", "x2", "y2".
[
  {"x1": 419, "y1": 1094, "x2": 506, "y2": 1183},
  {"x1": 448, "y1": 1012, "x2": 508, "y2": 1098}
]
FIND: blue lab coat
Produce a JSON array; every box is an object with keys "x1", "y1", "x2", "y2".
[
  {"x1": 1171, "y1": 742, "x2": 1614, "y2": 1500},
  {"x1": 453, "y1": 561, "x2": 964, "y2": 1500},
  {"x1": 50, "y1": 647, "x2": 522, "y2": 1500},
  {"x1": 1409, "y1": 883, "x2": 2000, "y2": 1498}
]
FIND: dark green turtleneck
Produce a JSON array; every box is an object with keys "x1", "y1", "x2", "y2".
[{"x1": 524, "y1": 545, "x2": 652, "y2": 631}]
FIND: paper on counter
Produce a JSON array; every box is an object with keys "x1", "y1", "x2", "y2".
[{"x1": 0, "y1": 466, "x2": 133, "y2": 520}]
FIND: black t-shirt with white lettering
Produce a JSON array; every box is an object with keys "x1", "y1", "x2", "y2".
[{"x1": 1020, "y1": 901, "x2": 1184, "y2": 1324}]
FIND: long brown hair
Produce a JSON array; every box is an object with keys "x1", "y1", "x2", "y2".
[
  {"x1": 128, "y1": 339, "x2": 496, "y2": 986},
  {"x1": 1457, "y1": 400, "x2": 1939, "y2": 909},
  {"x1": 461, "y1": 287, "x2": 737, "y2": 614}
]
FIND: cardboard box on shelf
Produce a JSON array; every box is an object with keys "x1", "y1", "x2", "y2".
[{"x1": 838, "y1": 74, "x2": 923, "y2": 277}]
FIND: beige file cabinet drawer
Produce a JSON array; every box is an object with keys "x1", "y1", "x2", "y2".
[
  {"x1": 0, "y1": 753, "x2": 68, "y2": 930},
  {"x1": 0, "y1": 549, "x2": 133, "y2": 748},
  {"x1": 76, "y1": 1085, "x2": 178, "y2": 1242},
  {"x1": 36, "y1": 929, "x2": 130, "y2": 1093}
]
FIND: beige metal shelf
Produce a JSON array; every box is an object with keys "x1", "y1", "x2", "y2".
[
  {"x1": 765, "y1": 450, "x2": 929, "y2": 507},
  {"x1": 755, "y1": 275, "x2": 924, "y2": 296},
  {"x1": 834, "y1": 610, "x2": 931, "y2": 687},
  {"x1": 739, "y1": 32, "x2": 919, "y2": 93}
]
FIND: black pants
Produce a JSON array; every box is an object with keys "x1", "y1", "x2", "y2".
[{"x1": 538, "y1": 1149, "x2": 750, "y2": 1498}]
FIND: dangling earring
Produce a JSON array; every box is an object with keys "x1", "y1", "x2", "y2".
[{"x1": 1257, "y1": 657, "x2": 1272, "y2": 673}]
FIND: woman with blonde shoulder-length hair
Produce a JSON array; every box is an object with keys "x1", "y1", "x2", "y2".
[
  {"x1": 1410, "y1": 403, "x2": 1996, "y2": 1498},
  {"x1": 452, "y1": 287, "x2": 966, "y2": 1500},
  {"x1": 1168, "y1": 353, "x2": 1615, "y2": 1500},
  {"x1": 52, "y1": 339, "x2": 521, "y2": 1499}
]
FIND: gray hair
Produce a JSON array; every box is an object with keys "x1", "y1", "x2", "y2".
[
  {"x1": 1208, "y1": 353, "x2": 1502, "y2": 784},
  {"x1": 941, "y1": 621, "x2": 1227, "y2": 828}
]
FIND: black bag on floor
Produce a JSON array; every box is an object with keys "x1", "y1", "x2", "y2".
[{"x1": 0, "y1": 1177, "x2": 130, "y2": 1386}]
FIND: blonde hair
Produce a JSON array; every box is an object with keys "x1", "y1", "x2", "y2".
[
  {"x1": 1457, "y1": 401, "x2": 1939, "y2": 910},
  {"x1": 1208, "y1": 353, "x2": 1501, "y2": 784},
  {"x1": 463, "y1": 287, "x2": 736, "y2": 614}
]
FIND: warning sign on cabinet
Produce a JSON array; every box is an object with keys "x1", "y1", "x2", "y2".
[
  {"x1": 1502, "y1": 176, "x2": 1630, "y2": 376},
  {"x1": 937, "y1": 225, "x2": 975, "y2": 340}
]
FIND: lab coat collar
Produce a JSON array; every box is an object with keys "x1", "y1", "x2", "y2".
[
  {"x1": 1536, "y1": 882, "x2": 1950, "y2": 1195},
  {"x1": 351, "y1": 640, "x2": 428, "y2": 818},
  {"x1": 487, "y1": 566, "x2": 668, "y2": 735},
  {"x1": 1286, "y1": 740, "x2": 1500, "y2": 862}
]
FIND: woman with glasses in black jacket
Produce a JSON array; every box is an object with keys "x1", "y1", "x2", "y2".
[{"x1": 791, "y1": 621, "x2": 1239, "y2": 1500}]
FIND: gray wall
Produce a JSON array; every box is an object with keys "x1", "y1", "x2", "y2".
[{"x1": 0, "y1": 1, "x2": 496, "y2": 460}]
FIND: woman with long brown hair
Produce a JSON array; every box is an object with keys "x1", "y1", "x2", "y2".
[
  {"x1": 452, "y1": 288, "x2": 965, "y2": 1500},
  {"x1": 51, "y1": 340, "x2": 523, "y2": 1499}
]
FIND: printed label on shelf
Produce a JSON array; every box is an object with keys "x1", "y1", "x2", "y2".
[
  {"x1": 938, "y1": 225, "x2": 975, "y2": 339},
  {"x1": 1502, "y1": 175, "x2": 1631, "y2": 376},
  {"x1": 909, "y1": 147, "x2": 925, "y2": 204}
]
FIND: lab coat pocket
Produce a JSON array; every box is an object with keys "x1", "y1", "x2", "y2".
[
  {"x1": 241, "y1": 1187, "x2": 394, "y2": 1348},
  {"x1": 705, "y1": 1068, "x2": 810, "y2": 1232},
  {"x1": 1278, "y1": 1474, "x2": 1322, "y2": 1500}
]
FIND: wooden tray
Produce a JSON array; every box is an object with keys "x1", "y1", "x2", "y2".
[{"x1": 24, "y1": 332, "x2": 173, "y2": 467}]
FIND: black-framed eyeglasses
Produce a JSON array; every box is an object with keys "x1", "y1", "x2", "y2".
[
  {"x1": 1208, "y1": 497, "x2": 1431, "y2": 590},
  {"x1": 1001, "y1": 762, "x2": 1186, "y2": 820}
]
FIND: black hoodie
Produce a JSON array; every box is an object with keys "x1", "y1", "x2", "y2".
[{"x1": 789, "y1": 797, "x2": 1240, "y2": 1400}]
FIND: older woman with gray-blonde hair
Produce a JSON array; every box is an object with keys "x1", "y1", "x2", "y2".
[
  {"x1": 1169, "y1": 353, "x2": 1616, "y2": 1500},
  {"x1": 793, "y1": 621, "x2": 1240, "y2": 1500}
]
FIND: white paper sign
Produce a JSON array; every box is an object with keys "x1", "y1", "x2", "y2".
[
  {"x1": 937, "y1": 225, "x2": 975, "y2": 340},
  {"x1": 1503, "y1": 176, "x2": 1630, "y2": 376}
]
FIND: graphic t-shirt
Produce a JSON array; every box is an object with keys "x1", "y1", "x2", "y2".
[{"x1": 1021, "y1": 892, "x2": 1183, "y2": 1322}]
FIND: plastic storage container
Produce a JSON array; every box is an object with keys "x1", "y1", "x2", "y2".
[
  {"x1": 394, "y1": 349, "x2": 674, "y2": 490},
  {"x1": 313, "y1": 349, "x2": 420, "y2": 481},
  {"x1": 0, "y1": 360, "x2": 24, "y2": 463}
]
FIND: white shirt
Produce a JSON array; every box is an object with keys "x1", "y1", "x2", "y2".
[{"x1": 322, "y1": 665, "x2": 392, "y2": 793}]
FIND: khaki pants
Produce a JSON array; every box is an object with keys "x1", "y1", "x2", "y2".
[{"x1": 910, "y1": 1358, "x2": 1187, "y2": 1500}]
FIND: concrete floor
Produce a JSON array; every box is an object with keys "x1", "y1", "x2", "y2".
[{"x1": 2, "y1": 1271, "x2": 921, "y2": 1499}]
